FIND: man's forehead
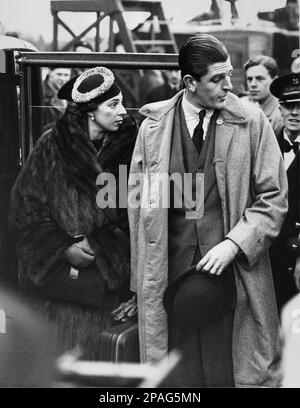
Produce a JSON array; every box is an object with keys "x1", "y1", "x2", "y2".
[{"x1": 207, "y1": 58, "x2": 233, "y2": 74}]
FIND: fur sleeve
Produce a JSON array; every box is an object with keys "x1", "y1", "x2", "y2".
[{"x1": 9, "y1": 135, "x2": 74, "y2": 286}]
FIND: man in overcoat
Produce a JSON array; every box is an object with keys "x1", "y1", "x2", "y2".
[
  {"x1": 244, "y1": 55, "x2": 283, "y2": 138},
  {"x1": 128, "y1": 34, "x2": 288, "y2": 387}
]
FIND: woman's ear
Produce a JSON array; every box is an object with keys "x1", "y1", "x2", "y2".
[{"x1": 183, "y1": 75, "x2": 198, "y2": 93}]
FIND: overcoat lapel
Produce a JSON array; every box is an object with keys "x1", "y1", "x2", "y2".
[{"x1": 214, "y1": 102, "x2": 247, "y2": 232}]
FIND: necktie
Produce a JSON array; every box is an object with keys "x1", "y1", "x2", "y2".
[
  {"x1": 283, "y1": 139, "x2": 300, "y2": 155},
  {"x1": 192, "y1": 109, "x2": 206, "y2": 154}
]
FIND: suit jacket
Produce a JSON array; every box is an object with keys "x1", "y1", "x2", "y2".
[
  {"x1": 260, "y1": 94, "x2": 283, "y2": 138},
  {"x1": 270, "y1": 128, "x2": 300, "y2": 309},
  {"x1": 277, "y1": 129, "x2": 299, "y2": 228}
]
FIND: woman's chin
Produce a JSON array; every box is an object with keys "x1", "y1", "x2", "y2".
[{"x1": 111, "y1": 122, "x2": 123, "y2": 131}]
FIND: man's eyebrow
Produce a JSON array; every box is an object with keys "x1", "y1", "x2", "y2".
[
  {"x1": 210, "y1": 72, "x2": 228, "y2": 80},
  {"x1": 211, "y1": 73, "x2": 224, "y2": 79}
]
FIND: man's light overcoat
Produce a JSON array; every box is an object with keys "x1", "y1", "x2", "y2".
[{"x1": 128, "y1": 91, "x2": 288, "y2": 387}]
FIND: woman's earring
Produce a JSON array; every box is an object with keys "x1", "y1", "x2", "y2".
[{"x1": 88, "y1": 114, "x2": 95, "y2": 121}]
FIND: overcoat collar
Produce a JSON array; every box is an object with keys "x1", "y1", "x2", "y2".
[
  {"x1": 139, "y1": 91, "x2": 248, "y2": 176},
  {"x1": 260, "y1": 94, "x2": 279, "y2": 117},
  {"x1": 139, "y1": 90, "x2": 248, "y2": 125}
]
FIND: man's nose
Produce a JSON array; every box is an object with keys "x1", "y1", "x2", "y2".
[
  {"x1": 291, "y1": 105, "x2": 300, "y2": 115},
  {"x1": 223, "y1": 76, "x2": 233, "y2": 91},
  {"x1": 249, "y1": 79, "x2": 257, "y2": 87}
]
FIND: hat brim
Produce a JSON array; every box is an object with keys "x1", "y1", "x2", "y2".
[
  {"x1": 270, "y1": 73, "x2": 300, "y2": 102},
  {"x1": 57, "y1": 75, "x2": 79, "y2": 101},
  {"x1": 279, "y1": 97, "x2": 300, "y2": 103}
]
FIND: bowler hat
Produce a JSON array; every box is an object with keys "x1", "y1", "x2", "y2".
[
  {"x1": 270, "y1": 73, "x2": 300, "y2": 103},
  {"x1": 163, "y1": 266, "x2": 231, "y2": 328},
  {"x1": 58, "y1": 66, "x2": 121, "y2": 104}
]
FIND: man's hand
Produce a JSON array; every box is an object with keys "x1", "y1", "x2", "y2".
[
  {"x1": 64, "y1": 237, "x2": 95, "y2": 268},
  {"x1": 196, "y1": 239, "x2": 239, "y2": 275}
]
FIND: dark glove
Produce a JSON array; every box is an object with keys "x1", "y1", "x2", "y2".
[{"x1": 111, "y1": 294, "x2": 137, "y2": 322}]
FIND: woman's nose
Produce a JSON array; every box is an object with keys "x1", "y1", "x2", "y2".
[{"x1": 119, "y1": 103, "x2": 127, "y2": 116}]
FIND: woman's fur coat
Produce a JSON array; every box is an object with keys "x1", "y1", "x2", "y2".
[{"x1": 9, "y1": 104, "x2": 138, "y2": 358}]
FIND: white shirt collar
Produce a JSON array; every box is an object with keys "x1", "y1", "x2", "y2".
[
  {"x1": 182, "y1": 91, "x2": 214, "y2": 118},
  {"x1": 182, "y1": 91, "x2": 215, "y2": 139},
  {"x1": 283, "y1": 130, "x2": 300, "y2": 144}
]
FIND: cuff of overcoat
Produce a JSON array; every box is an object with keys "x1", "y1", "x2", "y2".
[{"x1": 226, "y1": 225, "x2": 265, "y2": 268}]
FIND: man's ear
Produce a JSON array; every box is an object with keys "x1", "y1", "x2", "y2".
[{"x1": 183, "y1": 75, "x2": 198, "y2": 92}]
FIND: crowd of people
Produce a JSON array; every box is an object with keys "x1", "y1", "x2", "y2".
[{"x1": 4, "y1": 33, "x2": 300, "y2": 387}]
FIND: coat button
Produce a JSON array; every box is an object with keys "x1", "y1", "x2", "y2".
[{"x1": 216, "y1": 119, "x2": 223, "y2": 125}]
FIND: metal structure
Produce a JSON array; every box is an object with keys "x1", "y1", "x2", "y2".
[
  {"x1": 51, "y1": 0, "x2": 178, "y2": 53},
  {"x1": 17, "y1": 51, "x2": 179, "y2": 147},
  {"x1": 0, "y1": 37, "x2": 42, "y2": 287},
  {"x1": 16, "y1": 49, "x2": 178, "y2": 164},
  {"x1": 51, "y1": 1, "x2": 178, "y2": 112}
]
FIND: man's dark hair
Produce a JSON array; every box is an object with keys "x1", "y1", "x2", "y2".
[
  {"x1": 244, "y1": 55, "x2": 278, "y2": 79},
  {"x1": 178, "y1": 34, "x2": 229, "y2": 81}
]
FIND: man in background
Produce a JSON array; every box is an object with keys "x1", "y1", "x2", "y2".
[
  {"x1": 43, "y1": 67, "x2": 71, "y2": 130},
  {"x1": 145, "y1": 70, "x2": 182, "y2": 104},
  {"x1": 244, "y1": 55, "x2": 283, "y2": 137},
  {"x1": 269, "y1": 73, "x2": 300, "y2": 312}
]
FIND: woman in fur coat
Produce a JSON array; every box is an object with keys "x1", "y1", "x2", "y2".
[{"x1": 9, "y1": 67, "x2": 138, "y2": 360}]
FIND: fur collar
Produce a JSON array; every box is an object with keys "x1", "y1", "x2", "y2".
[{"x1": 53, "y1": 104, "x2": 138, "y2": 192}]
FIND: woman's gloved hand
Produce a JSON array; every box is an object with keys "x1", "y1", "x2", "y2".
[
  {"x1": 111, "y1": 294, "x2": 137, "y2": 322},
  {"x1": 64, "y1": 236, "x2": 95, "y2": 268}
]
